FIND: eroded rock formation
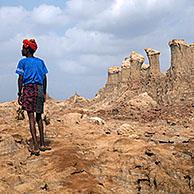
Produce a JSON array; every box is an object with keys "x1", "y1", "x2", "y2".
[
  {"x1": 0, "y1": 91, "x2": 194, "y2": 193},
  {"x1": 96, "y1": 39, "x2": 194, "y2": 105},
  {"x1": 0, "y1": 39, "x2": 194, "y2": 194}
]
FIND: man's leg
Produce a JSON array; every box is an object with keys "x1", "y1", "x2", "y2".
[
  {"x1": 36, "y1": 113, "x2": 51, "y2": 151},
  {"x1": 27, "y1": 111, "x2": 39, "y2": 152},
  {"x1": 36, "y1": 113, "x2": 45, "y2": 147}
]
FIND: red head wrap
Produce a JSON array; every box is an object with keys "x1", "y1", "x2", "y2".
[{"x1": 23, "y1": 39, "x2": 38, "y2": 51}]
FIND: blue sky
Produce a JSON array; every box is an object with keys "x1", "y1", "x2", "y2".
[{"x1": 0, "y1": 0, "x2": 194, "y2": 102}]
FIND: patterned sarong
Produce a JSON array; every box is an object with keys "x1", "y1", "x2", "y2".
[{"x1": 22, "y1": 84, "x2": 44, "y2": 113}]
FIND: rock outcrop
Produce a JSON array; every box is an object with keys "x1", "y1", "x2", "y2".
[
  {"x1": 1, "y1": 39, "x2": 194, "y2": 194},
  {"x1": 95, "y1": 39, "x2": 194, "y2": 105},
  {"x1": 0, "y1": 95, "x2": 194, "y2": 193}
]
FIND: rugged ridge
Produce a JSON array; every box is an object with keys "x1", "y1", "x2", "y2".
[
  {"x1": 95, "y1": 39, "x2": 194, "y2": 105},
  {"x1": 0, "y1": 39, "x2": 194, "y2": 194}
]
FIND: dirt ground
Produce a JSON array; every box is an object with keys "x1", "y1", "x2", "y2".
[{"x1": 0, "y1": 97, "x2": 194, "y2": 194}]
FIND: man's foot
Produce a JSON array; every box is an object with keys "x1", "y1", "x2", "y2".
[
  {"x1": 28, "y1": 145, "x2": 40, "y2": 156},
  {"x1": 31, "y1": 149, "x2": 40, "y2": 156},
  {"x1": 39, "y1": 145, "x2": 51, "y2": 152}
]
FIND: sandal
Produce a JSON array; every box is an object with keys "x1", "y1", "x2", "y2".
[
  {"x1": 28, "y1": 146, "x2": 40, "y2": 156},
  {"x1": 39, "y1": 146, "x2": 51, "y2": 152},
  {"x1": 31, "y1": 150, "x2": 40, "y2": 156}
]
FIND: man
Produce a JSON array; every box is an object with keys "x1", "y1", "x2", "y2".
[{"x1": 16, "y1": 39, "x2": 50, "y2": 155}]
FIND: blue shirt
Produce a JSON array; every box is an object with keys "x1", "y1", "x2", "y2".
[{"x1": 16, "y1": 57, "x2": 48, "y2": 85}]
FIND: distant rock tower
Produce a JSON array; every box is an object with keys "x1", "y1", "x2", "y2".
[{"x1": 95, "y1": 39, "x2": 194, "y2": 105}]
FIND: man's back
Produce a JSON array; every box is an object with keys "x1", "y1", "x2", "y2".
[{"x1": 16, "y1": 57, "x2": 48, "y2": 85}]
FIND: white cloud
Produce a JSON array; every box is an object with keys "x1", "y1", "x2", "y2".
[
  {"x1": 65, "y1": 0, "x2": 111, "y2": 19},
  {"x1": 0, "y1": 6, "x2": 26, "y2": 23},
  {"x1": 81, "y1": 0, "x2": 179, "y2": 37},
  {"x1": 0, "y1": 6, "x2": 29, "y2": 40},
  {"x1": 0, "y1": 0, "x2": 194, "y2": 101},
  {"x1": 111, "y1": 0, "x2": 134, "y2": 15},
  {"x1": 31, "y1": 4, "x2": 66, "y2": 25}
]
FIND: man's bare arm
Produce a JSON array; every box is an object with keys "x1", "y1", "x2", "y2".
[
  {"x1": 18, "y1": 75, "x2": 23, "y2": 96},
  {"x1": 43, "y1": 75, "x2": 47, "y2": 95},
  {"x1": 17, "y1": 75, "x2": 23, "y2": 105}
]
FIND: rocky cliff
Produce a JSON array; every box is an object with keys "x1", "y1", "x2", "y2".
[
  {"x1": 0, "y1": 91, "x2": 194, "y2": 193},
  {"x1": 0, "y1": 39, "x2": 194, "y2": 194},
  {"x1": 95, "y1": 39, "x2": 194, "y2": 105}
]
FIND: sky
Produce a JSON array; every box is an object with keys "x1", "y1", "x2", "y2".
[{"x1": 0, "y1": 0, "x2": 194, "y2": 102}]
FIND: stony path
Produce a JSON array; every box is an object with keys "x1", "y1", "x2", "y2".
[{"x1": 0, "y1": 100, "x2": 194, "y2": 193}]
